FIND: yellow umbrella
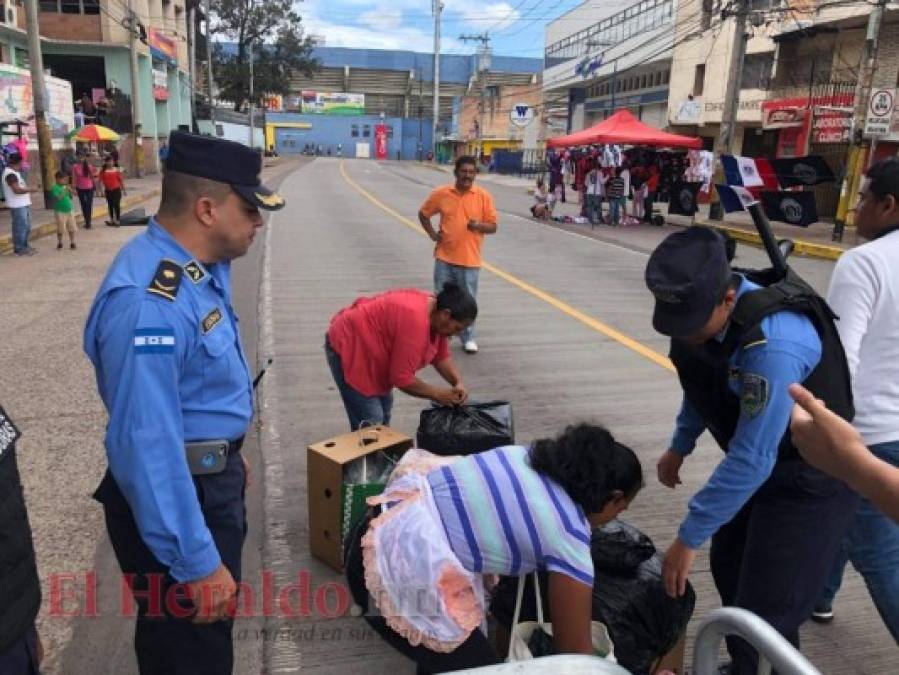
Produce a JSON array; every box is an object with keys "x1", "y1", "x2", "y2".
[{"x1": 68, "y1": 124, "x2": 120, "y2": 143}]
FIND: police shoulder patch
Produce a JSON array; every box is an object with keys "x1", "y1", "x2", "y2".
[
  {"x1": 740, "y1": 372, "x2": 769, "y2": 418},
  {"x1": 202, "y1": 307, "x2": 223, "y2": 334},
  {"x1": 147, "y1": 259, "x2": 183, "y2": 301},
  {"x1": 183, "y1": 260, "x2": 206, "y2": 284}
]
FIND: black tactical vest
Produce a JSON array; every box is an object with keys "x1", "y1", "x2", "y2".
[
  {"x1": 669, "y1": 268, "x2": 854, "y2": 460},
  {"x1": 0, "y1": 441, "x2": 41, "y2": 652}
]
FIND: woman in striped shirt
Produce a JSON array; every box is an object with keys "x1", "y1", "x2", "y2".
[{"x1": 345, "y1": 423, "x2": 644, "y2": 672}]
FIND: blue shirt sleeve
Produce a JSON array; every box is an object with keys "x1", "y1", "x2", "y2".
[
  {"x1": 677, "y1": 336, "x2": 821, "y2": 549},
  {"x1": 670, "y1": 397, "x2": 706, "y2": 455},
  {"x1": 94, "y1": 288, "x2": 221, "y2": 582}
]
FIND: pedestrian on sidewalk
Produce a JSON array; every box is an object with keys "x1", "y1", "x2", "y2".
[
  {"x1": 72, "y1": 154, "x2": 98, "y2": 229},
  {"x1": 84, "y1": 131, "x2": 285, "y2": 675},
  {"x1": 325, "y1": 283, "x2": 473, "y2": 430},
  {"x1": 99, "y1": 155, "x2": 126, "y2": 226},
  {"x1": 810, "y1": 158, "x2": 899, "y2": 639},
  {"x1": 0, "y1": 405, "x2": 45, "y2": 675},
  {"x1": 3, "y1": 153, "x2": 38, "y2": 256},
  {"x1": 584, "y1": 162, "x2": 606, "y2": 226},
  {"x1": 418, "y1": 155, "x2": 498, "y2": 354},
  {"x1": 607, "y1": 168, "x2": 625, "y2": 226},
  {"x1": 50, "y1": 170, "x2": 77, "y2": 250}
]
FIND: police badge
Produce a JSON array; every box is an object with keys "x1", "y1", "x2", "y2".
[{"x1": 740, "y1": 373, "x2": 769, "y2": 418}]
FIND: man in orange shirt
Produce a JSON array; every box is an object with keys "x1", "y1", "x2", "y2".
[{"x1": 418, "y1": 155, "x2": 498, "y2": 353}]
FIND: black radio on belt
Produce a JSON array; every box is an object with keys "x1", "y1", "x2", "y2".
[{"x1": 185, "y1": 440, "x2": 229, "y2": 475}]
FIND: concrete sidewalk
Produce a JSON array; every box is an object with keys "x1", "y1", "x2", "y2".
[
  {"x1": 0, "y1": 174, "x2": 162, "y2": 255},
  {"x1": 420, "y1": 162, "x2": 857, "y2": 260}
]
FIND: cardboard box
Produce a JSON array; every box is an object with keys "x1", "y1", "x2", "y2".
[
  {"x1": 653, "y1": 631, "x2": 686, "y2": 674},
  {"x1": 307, "y1": 426, "x2": 412, "y2": 571}
]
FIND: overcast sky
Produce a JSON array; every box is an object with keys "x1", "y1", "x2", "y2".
[{"x1": 298, "y1": 0, "x2": 584, "y2": 58}]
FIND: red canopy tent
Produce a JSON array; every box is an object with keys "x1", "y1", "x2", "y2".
[{"x1": 546, "y1": 109, "x2": 702, "y2": 149}]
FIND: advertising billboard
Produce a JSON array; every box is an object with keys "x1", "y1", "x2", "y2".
[{"x1": 300, "y1": 91, "x2": 365, "y2": 115}]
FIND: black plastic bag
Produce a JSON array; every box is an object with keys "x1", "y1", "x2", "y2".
[
  {"x1": 490, "y1": 522, "x2": 695, "y2": 675},
  {"x1": 526, "y1": 625, "x2": 556, "y2": 658},
  {"x1": 593, "y1": 519, "x2": 656, "y2": 573},
  {"x1": 416, "y1": 401, "x2": 514, "y2": 456}
]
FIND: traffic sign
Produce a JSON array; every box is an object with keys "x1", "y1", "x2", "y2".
[{"x1": 864, "y1": 88, "x2": 895, "y2": 137}]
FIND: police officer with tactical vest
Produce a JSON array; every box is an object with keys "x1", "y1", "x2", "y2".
[
  {"x1": 84, "y1": 132, "x2": 284, "y2": 674},
  {"x1": 644, "y1": 227, "x2": 859, "y2": 673},
  {"x1": 0, "y1": 405, "x2": 43, "y2": 674}
]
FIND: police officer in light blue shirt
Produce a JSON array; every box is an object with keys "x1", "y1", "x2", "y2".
[
  {"x1": 84, "y1": 131, "x2": 284, "y2": 675},
  {"x1": 644, "y1": 227, "x2": 858, "y2": 674}
]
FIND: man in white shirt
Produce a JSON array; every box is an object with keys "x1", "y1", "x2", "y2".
[
  {"x1": 3, "y1": 153, "x2": 37, "y2": 256},
  {"x1": 812, "y1": 158, "x2": 899, "y2": 642}
]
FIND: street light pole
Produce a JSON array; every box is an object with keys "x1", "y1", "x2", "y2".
[
  {"x1": 204, "y1": 0, "x2": 216, "y2": 130},
  {"x1": 24, "y1": 0, "x2": 55, "y2": 207},
  {"x1": 127, "y1": 0, "x2": 144, "y2": 177},
  {"x1": 432, "y1": 0, "x2": 442, "y2": 160},
  {"x1": 248, "y1": 40, "x2": 255, "y2": 149}
]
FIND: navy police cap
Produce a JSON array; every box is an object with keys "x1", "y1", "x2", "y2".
[
  {"x1": 644, "y1": 227, "x2": 732, "y2": 338},
  {"x1": 165, "y1": 131, "x2": 285, "y2": 211}
]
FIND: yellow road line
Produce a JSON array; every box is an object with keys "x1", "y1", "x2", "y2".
[{"x1": 339, "y1": 161, "x2": 674, "y2": 372}]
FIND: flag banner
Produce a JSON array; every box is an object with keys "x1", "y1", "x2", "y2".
[
  {"x1": 716, "y1": 184, "x2": 759, "y2": 213},
  {"x1": 761, "y1": 190, "x2": 818, "y2": 227},
  {"x1": 722, "y1": 155, "x2": 764, "y2": 187},
  {"x1": 668, "y1": 182, "x2": 702, "y2": 216},
  {"x1": 771, "y1": 155, "x2": 836, "y2": 187}
]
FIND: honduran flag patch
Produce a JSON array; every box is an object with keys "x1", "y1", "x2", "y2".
[{"x1": 134, "y1": 328, "x2": 175, "y2": 354}]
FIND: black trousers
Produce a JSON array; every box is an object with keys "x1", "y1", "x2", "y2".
[
  {"x1": 0, "y1": 623, "x2": 40, "y2": 675},
  {"x1": 709, "y1": 459, "x2": 860, "y2": 674},
  {"x1": 76, "y1": 188, "x2": 94, "y2": 227},
  {"x1": 105, "y1": 188, "x2": 122, "y2": 222},
  {"x1": 95, "y1": 452, "x2": 247, "y2": 675},
  {"x1": 344, "y1": 513, "x2": 500, "y2": 674}
]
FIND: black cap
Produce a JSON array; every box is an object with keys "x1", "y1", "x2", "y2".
[
  {"x1": 164, "y1": 131, "x2": 285, "y2": 211},
  {"x1": 645, "y1": 227, "x2": 731, "y2": 338}
]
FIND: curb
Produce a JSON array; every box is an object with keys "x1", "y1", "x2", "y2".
[
  {"x1": 0, "y1": 187, "x2": 162, "y2": 255},
  {"x1": 686, "y1": 219, "x2": 847, "y2": 261}
]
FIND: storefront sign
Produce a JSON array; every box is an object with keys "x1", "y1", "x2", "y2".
[
  {"x1": 509, "y1": 103, "x2": 535, "y2": 127},
  {"x1": 672, "y1": 98, "x2": 701, "y2": 124},
  {"x1": 0, "y1": 63, "x2": 74, "y2": 139},
  {"x1": 811, "y1": 109, "x2": 851, "y2": 144},
  {"x1": 704, "y1": 99, "x2": 764, "y2": 112},
  {"x1": 300, "y1": 91, "x2": 365, "y2": 115},
  {"x1": 763, "y1": 93, "x2": 855, "y2": 155},
  {"x1": 148, "y1": 28, "x2": 177, "y2": 66},
  {"x1": 263, "y1": 94, "x2": 282, "y2": 111},
  {"x1": 152, "y1": 67, "x2": 168, "y2": 102},
  {"x1": 864, "y1": 89, "x2": 894, "y2": 137},
  {"x1": 762, "y1": 106, "x2": 806, "y2": 129}
]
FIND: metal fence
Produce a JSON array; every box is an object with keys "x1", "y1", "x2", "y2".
[{"x1": 492, "y1": 148, "x2": 546, "y2": 178}]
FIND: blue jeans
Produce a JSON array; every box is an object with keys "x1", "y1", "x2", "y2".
[
  {"x1": 325, "y1": 337, "x2": 393, "y2": 431},
  {"x1": 818, "y1": 439, "x2": 899, "y2": 642},
  {"x1": 433, "y1": 258, "x2": 479, "y2": 343},
  {"x1": 10, "y1": 206, "x2": 32, "y2": 253},
  {"x1": 609, "y1": 197, "x2": 624, "y2": 224}
]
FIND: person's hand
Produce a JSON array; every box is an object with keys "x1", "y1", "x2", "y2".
[
  {"x1": 432, "y1": 388, "x2": 461, "y2": 407},
  {"x1": 429, "y1": 230, "x2": 442, "y2": 244},
  {"x1": 186, "y1": 563, "x2": 237, "y2": 623},
  {"x1": 451, "y1": 381, "x2": 468, "y2": 405},
  {"x1": 789, "y1": 383, "x2": 867, "y2": 480},
  {"x1": 662, "y1": 538, "x2": 696, "y2": 598},
  {"x1": 657, "y1": 449, "x2": 685, "y2": 489}
]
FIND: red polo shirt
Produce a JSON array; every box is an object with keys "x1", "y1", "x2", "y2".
[{"x1": 327, "y1": 289, "x2": 450, "y2": 397}]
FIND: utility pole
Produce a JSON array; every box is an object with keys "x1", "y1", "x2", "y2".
[
  {"x1": 24, "y1": 0, "x2": 55, "y2": 207},
  {"x1": 459, "y1": 33, "x2": 491, "y2": 163},
  {"x1": 248, "y1": 40, "x2": 255, "y2": 149},
  {"x1": 708, "y1": 1, "x2": 749, "y2": 220},
  {"x1": 188, "y1": 3, "x2": 197, "y2": 132},
  {"x1": 418, "y1": 67, "x2": 423, "y2": 161},
  {"x1": 833, "y1": 0, "x2": 886, "y2": 241},
  {"x1": 432, "y1": 0, "x2": 442, "y2": 160},
  {"x1": 204, "y1": 0, "x2": 216, "y2": 130},
  {"x1": 126, "y1": 0, "x2": 144, "y2": 177}
]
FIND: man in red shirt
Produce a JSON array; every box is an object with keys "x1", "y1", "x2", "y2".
[
  {"x1": 418, "y1": 156, "x2": 498, "y2": 354},
  {"x1": 325, "y1": 284, "x2": 476, "y2": 429}
]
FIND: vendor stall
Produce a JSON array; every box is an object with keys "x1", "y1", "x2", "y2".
[{"x1": 546, "y1": 110, "x2": 702, "y2": 150}]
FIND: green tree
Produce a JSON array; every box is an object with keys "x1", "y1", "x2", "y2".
[{"x1": 210, "y1": 0, "x2": 318, "y2": 110}]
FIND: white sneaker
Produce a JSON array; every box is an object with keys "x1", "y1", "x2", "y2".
[{"x1": 463, "y1": 340, "x2": 479, "y2": 354}]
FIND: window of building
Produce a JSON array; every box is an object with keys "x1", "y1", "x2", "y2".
[
  {"x1": 641, "y1": 74, "x2": 648, "y2": 89},
  {"x1": 351, "y1": 124, "x2": 359, "y2": 137},
  {"x1": 663, "y1": 69, "x2": 670, "y2": 84},
  {"x1": 386, "y1": 125, "x2": 394, "y2": 138},
  {"x1": 83, "y1": 0, "x2": 99, "y2": 14},
  {"x1": 363, "y1": 124, "x2": 371, "y2": 137},
  {"x1": 655, "y1": 71, "x2": 663, "y2": 86},
  {"x1": 215, "y1": 124, "x2": 224, "y2": 137},
  {"x1": 41, "y1": 0, "x2": 100, "y2": 13},
  {"x1": 741, "y1": 52, "x2": 774, "y2": 89},
  {"x1": 693, "y1": 64, "x2": 705, "y2": 96}
]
